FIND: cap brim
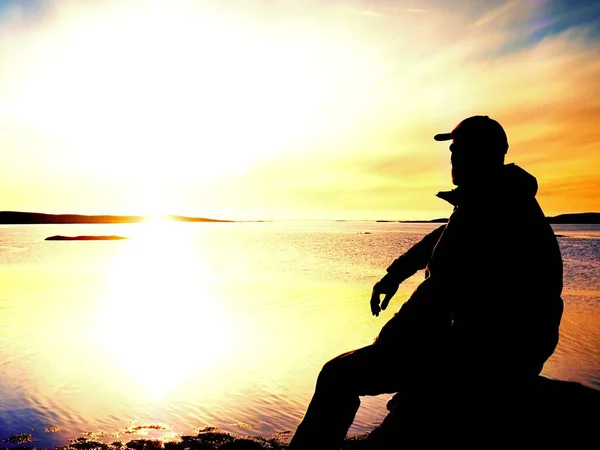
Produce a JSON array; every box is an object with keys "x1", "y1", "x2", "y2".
[{"x1": 434, "y1": 133, "x2": 452, "y2": 141}]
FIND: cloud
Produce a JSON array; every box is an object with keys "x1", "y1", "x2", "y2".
[
  {"x1": 238, "y1": 1, "x2": 600, "y2": 217},
  {"x1": 474, "y1": 0, "x2": 521, "y2": 27}
]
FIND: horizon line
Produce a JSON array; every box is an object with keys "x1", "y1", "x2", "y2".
[{"x1": 0, "y1": 210, "x2": 599, "y2": 224}]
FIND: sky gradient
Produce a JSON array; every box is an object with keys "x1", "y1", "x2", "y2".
[{"x1": 0, "y1": 0, "x2": 599, "y2": 220}]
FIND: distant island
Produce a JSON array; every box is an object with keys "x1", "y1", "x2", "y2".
[
  {"x1": 0, "y1": 211, "x2": 235, "y2": 224},
  {"x1": 377, "y1": 212, "x2": 600, "y2": 224},
  {"x1": 545, "y1": 212, "x2": 600, "y2": 224},
  {"x1": 45, "y1": 235, "x2": 129, "y2": 241}
]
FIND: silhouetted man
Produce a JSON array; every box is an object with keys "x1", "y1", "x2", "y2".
[{"x1": 288, "y1": 115, "x2": 564, "y2": 450}]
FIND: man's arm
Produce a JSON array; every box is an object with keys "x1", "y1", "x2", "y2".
[
  {"x1": 386, "y1": 224, "x2": 446, "y2": 280},
  {"x1": 371, "y1": 224, "x2": 446, "y2": 316}
]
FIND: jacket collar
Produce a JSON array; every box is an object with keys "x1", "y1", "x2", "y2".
[
  {"x1": 436, "y1": 188, "x2": 461, "y2": 207},
  {"x1": 436, "y1": 181, "x2": 497, "y2": 207},
  {"x1": 436, "y1": 164, "x2": 538, "y2": 208}
]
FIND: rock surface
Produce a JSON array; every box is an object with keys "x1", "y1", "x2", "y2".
[{"x1": 361, "y1": 376, "x2": 600, "y2": 449}]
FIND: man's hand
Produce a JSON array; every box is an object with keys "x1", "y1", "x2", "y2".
[{"x1": 370, "y1": 274, "x2": 400, "y2": 317}]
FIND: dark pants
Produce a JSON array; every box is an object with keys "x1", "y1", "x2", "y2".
[{"x1": 288, "y1": 309, "x2": 451, "y2": 450}]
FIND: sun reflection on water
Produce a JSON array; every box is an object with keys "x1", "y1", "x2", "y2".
[{"x1": 94, "y1": 221, "x2": 230, "y2": 399}]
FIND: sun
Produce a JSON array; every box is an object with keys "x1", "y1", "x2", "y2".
[
  {"x1": 6, "y1": 1, "x2": 383, "y2": 218},
  {"x1": 14, "y1": 2, "x2": 342, "y2": 188}
]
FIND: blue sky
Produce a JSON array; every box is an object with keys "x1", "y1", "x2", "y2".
[{"x1": 0, "y1": 0, "x2": 43, "y2": 17}]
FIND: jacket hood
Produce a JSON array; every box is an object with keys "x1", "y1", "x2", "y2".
[{"x1": 436, "y1": 163, "x2": 538, "y2": 207}]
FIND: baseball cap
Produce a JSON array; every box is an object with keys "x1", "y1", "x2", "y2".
[{"x1": 434, "y1": 115, "x2": 509, "y2": 154}]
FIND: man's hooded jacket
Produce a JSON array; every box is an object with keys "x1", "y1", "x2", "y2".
[{"x1": 380, "y1": 164, "x2": 563, "y2": 377}]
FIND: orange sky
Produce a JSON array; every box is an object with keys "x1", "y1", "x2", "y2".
[{"x1": 0, "y1": 0, "x2": 598, "y2": 220}]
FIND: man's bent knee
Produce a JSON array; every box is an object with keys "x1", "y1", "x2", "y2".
[{"x1": 317, "y1": 354, "x2": 348, "y2": 388}]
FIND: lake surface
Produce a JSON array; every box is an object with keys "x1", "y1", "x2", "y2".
[{"x1": 1, "y1": 221, "x2": 599, "y2": 447}]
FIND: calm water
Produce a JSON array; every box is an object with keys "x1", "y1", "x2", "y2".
[{"x1": 1, "y1": 221, "x2": 599, "y2": 447}]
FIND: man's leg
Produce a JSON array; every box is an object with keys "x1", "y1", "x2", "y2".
[{"x1": 288, "y1": 344, "x2": 402, "y2": 450}]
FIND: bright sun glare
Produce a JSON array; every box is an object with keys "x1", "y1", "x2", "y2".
[
  {"x1": 95, "y1": 221, "x2": 230, "y2": 399},
  {"x1": 57, "y1": 2, "x2": 347, "y2": 397},
  {"x1": 15, "y1": 2, "x2": 343, "y2": 198}
]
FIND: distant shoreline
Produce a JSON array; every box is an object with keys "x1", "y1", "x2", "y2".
[
  {"x1": 384, "y1": 212, "x2": 600, "y2": 224},
  {"x1": 0, "y1": 211, "x2": 598, "y2": 225},
  {"x1": 0, "y1": 211, "x2": 235, "y2": 224}
]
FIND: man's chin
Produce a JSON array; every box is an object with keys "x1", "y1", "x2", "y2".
[{"x1": 451, "y1": 172, "x2": 460, "y2": 186}]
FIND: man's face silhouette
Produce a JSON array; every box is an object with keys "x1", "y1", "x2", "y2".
[
  {"x1": 449, "y1": 143, "x2": 472, "y2": 186},
  {"x1": 450, "y1": 142, "x2": 503, "y2": 186}
]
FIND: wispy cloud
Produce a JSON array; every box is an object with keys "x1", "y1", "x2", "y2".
[
  {"x1": 239, "y1": 1, "x2": 600, "y2": 218},
  {"x1": 474, "y1": 0, "x2": 520, "y2": 27}
]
